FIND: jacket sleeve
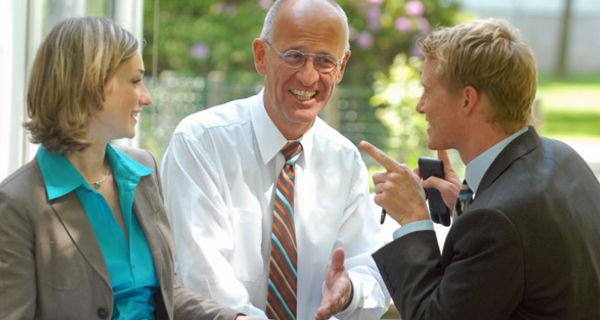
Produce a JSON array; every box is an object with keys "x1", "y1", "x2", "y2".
[
  {"x1": 0, "y1": 192, "x2": 37, "y2": 320},
  {"x1": 173, "y1": 285, "x2": 240, "y2": 320},
  {"x1": 373, "y1": 208, "x2": 524, "y2": 320}
]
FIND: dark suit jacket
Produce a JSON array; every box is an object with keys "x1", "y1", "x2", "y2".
[
  {"x1": 0, "y1": 146, "x2": 238, "y2": 320},
  {"x1": 373, "y1": 128, "x2": 600, "y2": 319}
]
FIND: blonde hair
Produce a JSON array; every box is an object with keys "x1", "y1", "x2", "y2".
[
  {"x1": 24, "y1": 16, "x2": 139, "y2": 153},
  {"x1": 418, "y1": 18, "x2": 537, "y2": 131}
]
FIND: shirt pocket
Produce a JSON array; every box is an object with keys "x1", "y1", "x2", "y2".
[{"x1": 230, "y1": 208, "x2": 264, "y2": 282}]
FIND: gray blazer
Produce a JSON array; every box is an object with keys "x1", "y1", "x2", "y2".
[
  {"x1": 373, "y1": 128, "x2": 600, "y2": 319},
  {"x1": 0, "y1": 146, "x2": 238, "y2": 320}
]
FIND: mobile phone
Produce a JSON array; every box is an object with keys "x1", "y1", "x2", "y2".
[{"x1": 418, "y1": 157, "x2": 451, "y2": 226}]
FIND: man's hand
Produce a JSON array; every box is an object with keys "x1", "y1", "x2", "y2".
[
  {"x1": 359, "y1": 140, "x2": 429, "y2": 225},
  {"x1": 420, "y1": 150, "x2": 461, "y2": 211},
  {"x1": 314, "y1": 248, "x2": 352, "y2": 320}
]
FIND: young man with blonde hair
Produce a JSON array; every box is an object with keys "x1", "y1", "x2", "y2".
[{"x1": 361, "y1": 18, "x2": 600, "y2": 319}]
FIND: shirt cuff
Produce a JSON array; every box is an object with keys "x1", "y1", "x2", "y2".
[{"x1": 392, "y1": 220, "x2": 434, "y2": 240}]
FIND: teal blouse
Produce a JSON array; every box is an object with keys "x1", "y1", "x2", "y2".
[{"x1": 37, "y1": 145, "x2": 159, "y2": 320}]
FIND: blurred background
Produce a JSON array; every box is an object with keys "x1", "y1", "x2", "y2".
[
  {"x1": 2, "y1": 0, "x2": 599, "y2": 183},
  {"x1": 1, "y1": 1, "x2": 598, "y2": 318}
]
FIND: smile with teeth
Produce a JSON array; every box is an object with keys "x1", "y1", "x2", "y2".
[{"x1": 291, "y1": 89, "x2": 316, "y2": 101}]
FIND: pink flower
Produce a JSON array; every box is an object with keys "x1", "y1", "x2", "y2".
[
  {"x1": 405, "y1": 0, "x2": 424, "y2": 17},
  {"x1": 395, "y1": 17, "x2": 411, "y2": 33},
  {"x1": 191, "y1": 43, "x2": 209, "y2": 59},
  {"x1": 367, "y1": 6, "x2": 381, "y2": 31},
  {"x1": 356, "y1": 32, "x2": 374, "y2": 49}
]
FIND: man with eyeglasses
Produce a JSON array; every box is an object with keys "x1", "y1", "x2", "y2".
[{"x1": 160, "y1": 0, "x2": 390, "y2": 320}]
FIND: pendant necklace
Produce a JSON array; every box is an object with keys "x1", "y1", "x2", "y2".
[{"x1": 89, "y1": 171, "x2": 111, "y2": 190}]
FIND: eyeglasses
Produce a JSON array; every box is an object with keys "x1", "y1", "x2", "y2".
[{"x1": 263, "y1": 39, "x2": 344, "y2": 74}]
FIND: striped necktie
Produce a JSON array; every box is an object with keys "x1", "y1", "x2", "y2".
[
  {"x1": 456, "y1": 179, "x2": 474, "y2": 216},
  {"x1": 266, "y1": 141, "x2": 302, "y2": 320}
]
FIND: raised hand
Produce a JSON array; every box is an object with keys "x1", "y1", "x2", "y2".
[
  {"x1": 359, "y1": 140, "x2": 429, "y2": 226},
  {"x1": 420, "y1": 150, "x2": 461, "y2": 211},
  {"x1": 314, "y1": 248, "x2": 352, "y2": 320}
]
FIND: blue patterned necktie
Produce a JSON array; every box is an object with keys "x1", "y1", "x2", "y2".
[
  {"x1": 266, "y1": 141, "x2": 302, "y2": 320},
  {"x1": 456, "y1": 179, "x2": 474, "y2": 216}
]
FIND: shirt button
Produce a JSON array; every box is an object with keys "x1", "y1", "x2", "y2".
[{"x1": 96, "y1": 307, "x2": 109, "y2": 319}]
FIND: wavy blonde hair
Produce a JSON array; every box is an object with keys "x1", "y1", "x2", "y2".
[
  {"x1": 24, "y1": 16, "x2": 139, "y2": 154},
  {"x1": 418, "y1": 18, "x2": 537, "y2": 131}
]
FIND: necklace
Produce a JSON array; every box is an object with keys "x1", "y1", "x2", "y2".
[{"x1": 89, "y1": 171, "x2": 111, "y2": 190}]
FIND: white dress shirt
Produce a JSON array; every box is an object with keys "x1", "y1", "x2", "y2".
[{"x1": 161, "y1": 91, "x2": 390, "y2": 319}]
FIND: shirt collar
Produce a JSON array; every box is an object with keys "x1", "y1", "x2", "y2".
[
  {"x1": 465, "y1": 127, "x2": 528, "y2": 194},
  {"x1": 251, "y1": 89, "x2": 314, "y2": 165},
  {"x1": 105, "y1": 144, "x2": 153, "y2": 183},
  {"x1": 37, "y1": 144, "x2": 152, "y2": 200},
  {"x1": 37, "y1": 146, "x2": 85, "y2": 200}
]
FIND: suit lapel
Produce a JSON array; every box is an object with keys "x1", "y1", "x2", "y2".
[
  {"x1": 50, "y1": 193, "x2": 111, "y2": 287},
  {"x1": 477, "y1": 127, "x2": 540, "y2": 196},
  {"x1": 132, "y1": 175, "x2": 168, "y2": 289}
]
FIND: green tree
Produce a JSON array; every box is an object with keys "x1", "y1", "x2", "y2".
[
  {"x1": 143, "y1": 0, "x2": 459, "y2": 84},
  {"x1": 144, "y1": 1, "x2": 264, "y2": 79},
  {"x1": 370, "y1": 54, "x2": 427, "y2": 164}
]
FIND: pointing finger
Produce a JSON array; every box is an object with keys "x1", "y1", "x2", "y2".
[{"x1": 359, "y1": 141, "x2": 400, "y2": 172}]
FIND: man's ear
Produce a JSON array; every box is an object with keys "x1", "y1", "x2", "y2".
[
  {"x1": 335, "y1": 50, "x2": 351, "y2": 84},
  {"x1": 462, "y1": 85, "x2": 479, "y2": 115},
  {"x1": 253, "y1": 39, "x2": 267, "y2": 76}
]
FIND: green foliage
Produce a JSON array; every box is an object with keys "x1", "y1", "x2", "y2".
[
  {"x1": 338, "y1": 0, "x2": 460, "y2": 85},
  {"x1": 143, "y1": 1, "x2": 266, "y2": 76},
  {"x1": 143, "y1": 0, "x2": 460, "y2": 84},
  {"x1": 370, "y1": 54, "x2": 428, "y2": 165}
]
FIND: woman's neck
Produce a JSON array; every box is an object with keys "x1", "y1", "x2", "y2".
[{"x1": 66, "y1": 142, "x2": 109, "y2": 183}]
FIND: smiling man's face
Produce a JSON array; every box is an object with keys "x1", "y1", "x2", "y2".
[{"x1": 253, "y1": 0, "x2": 349, "y2": 139}]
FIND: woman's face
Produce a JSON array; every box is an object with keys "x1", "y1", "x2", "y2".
[{"x1": 89, "y1": 53, "x2": 152, "y2": 141}]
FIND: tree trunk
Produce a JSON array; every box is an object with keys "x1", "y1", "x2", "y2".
[{"x1": 555, "y1": 0, "x2": 574, "y2": 79}]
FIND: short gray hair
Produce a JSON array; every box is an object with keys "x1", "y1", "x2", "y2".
[{"x1": 259, "y1": 0, "x2": 350, "y2": 52}]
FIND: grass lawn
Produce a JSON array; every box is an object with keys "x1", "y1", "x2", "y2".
[{"x1": 537, "y1": 73, "x2": 600, "y2": 140}]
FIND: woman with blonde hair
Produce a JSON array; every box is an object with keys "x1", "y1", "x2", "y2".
[{"x1": 0, "y1": 16, "x2": 248, "y2": 320}]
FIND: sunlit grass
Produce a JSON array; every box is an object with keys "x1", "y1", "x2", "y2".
[{"x1": 537, "y1": 73, "x2": 600, "y2": 140}]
